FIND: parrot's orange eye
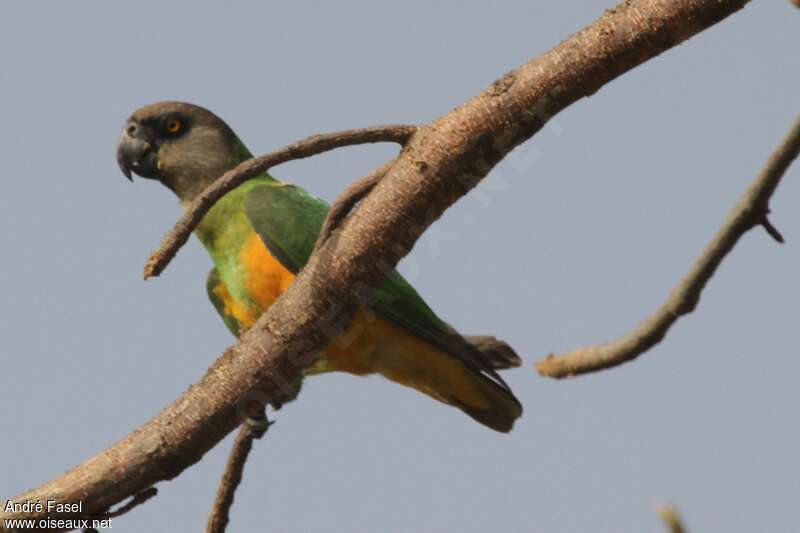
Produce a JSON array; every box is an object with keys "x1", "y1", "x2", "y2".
[{"x1": 165, "y1": 119, "x2": 182, "y2": 134}]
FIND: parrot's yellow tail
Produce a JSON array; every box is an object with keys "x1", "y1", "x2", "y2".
[
  {"x1": 448, "y1": 335, "x2": 523, "y2": 432},
  {"x1": 381, "y1": 333, "x2": 523, "y2": 432},
  {"x1": 323, "y1": 313, "x2": 523, "y2": 432}
]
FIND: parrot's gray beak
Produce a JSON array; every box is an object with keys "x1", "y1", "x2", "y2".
[{"x1": 117, "y1": 121, "x2": 159, "y2": 181}]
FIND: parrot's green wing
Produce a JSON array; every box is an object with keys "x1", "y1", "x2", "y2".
[
  {"x1": 243, "y1": 181, "x2": 511, "y2": 391},
  {"x1": 207, "y1": 267, "x2": 242, "y2": 337},
  {"x1": 244, "y1": 182, "x2": 330, "y2": 273}
]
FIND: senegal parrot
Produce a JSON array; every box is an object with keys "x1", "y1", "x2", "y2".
[{"x1": 117, "y1": 101, "x2": 522, "y2": 432}]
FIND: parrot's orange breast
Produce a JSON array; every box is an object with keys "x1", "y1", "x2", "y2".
[
  {"x1": 211, "y1": 232, "x2": 296, "y2": 329},
  {"x1": 224, "y1": 233, "x2": 490, "y2": 410},
  {"x1": 231, "y1": 233, "x2": 388, "y2": 374},
  {"x1": 241, "y1": 233, "x2": 296, "y2": 315}
]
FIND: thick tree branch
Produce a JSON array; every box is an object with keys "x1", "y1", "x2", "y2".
[
  {"x1": 143, "y1": 125, "x2": 417, "y2": 280},
  {"x1": 537, "y1": 115, "x2": 800, "y2": 379},
  {"x1": 0, "y1": 1, "x2": 752, "y2": 530}
]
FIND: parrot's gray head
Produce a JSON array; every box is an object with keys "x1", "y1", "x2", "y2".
[{"x1": 117, "y1": 101, "x2": 248, "y2": 205}]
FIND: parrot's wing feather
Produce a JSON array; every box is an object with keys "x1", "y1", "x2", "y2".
[
  {"x1": 243, "y1": 182, "x2": 329, "y2": 272},
  {"x1": 207, "y1": 267, "x2": 241, "y2": 337},
  {"x1": 243, "y1": 182, "x2": 512, "y2": 392}
]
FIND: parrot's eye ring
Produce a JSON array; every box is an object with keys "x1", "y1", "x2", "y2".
[{"x1": 165, "y1": 118, "x2": 183, "y2": 135}]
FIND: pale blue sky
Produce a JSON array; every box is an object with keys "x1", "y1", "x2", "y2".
[{"x1": 0, "y1": 2, "x2": 798, "y2": 532}]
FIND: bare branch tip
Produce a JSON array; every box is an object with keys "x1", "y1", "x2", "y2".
[
  {"x1": 535, "y1": 353, "x2": 570, "y2": 379},
  {"x1": 657, "y1": 504, "x2": 688, "y2": 533},
  {"x1": 94, "y1": 486, "x2": 158, "y2": 524},
  {"x1": 142, "y1": 258, "x2": 162, "y2": 280},
  {"x1": 760, "y1": 215, "x2": 785, "y2": 244},
  {"x1": 534, "y1": 354, "x2": 552, "y2": 372}
]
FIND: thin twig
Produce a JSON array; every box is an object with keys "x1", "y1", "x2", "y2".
[
  {"x1": 537, "y1": 115, "x2": 800, "y2": 378},
  {"x1": 312, "y1": 160, "x2": 394, "y2": 255},
  {"x1": 657, "y1": 505, "x2": 689, "y2": 533},
  {"x1": 83, "y1": 488, "x2": 158, "y2": 532},
  {"x1": 105, "y1": 487, "x2": 158, "y2": 520},
  {"x1": 143, "y1": 125, "x2": 416, "y2": 280},
  {"x1": 206, "y1": 414, "x2": 272, "y2": 533}
]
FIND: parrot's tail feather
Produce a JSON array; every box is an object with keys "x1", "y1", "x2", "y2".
[
  {"x1": 453, "y1": 377, "x2": 523, "y2": 433},
  {"x1": 323, "y1": 314, "x2": 523, "y2": 432},
  {"x1": 465, "y1": 335, "x2": 523, "y2": 370},
  {"x1": 426, "y1": 334, "x2": 522, "y2": 432}
]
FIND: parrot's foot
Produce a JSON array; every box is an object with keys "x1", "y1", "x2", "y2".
[{"x1": 246, "y1": 412, "x2": 273, "y2": 439}]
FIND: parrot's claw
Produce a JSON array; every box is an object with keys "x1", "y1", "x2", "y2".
[{"x1": 246, "y1": 413, "x2": 273, "y2": 438}]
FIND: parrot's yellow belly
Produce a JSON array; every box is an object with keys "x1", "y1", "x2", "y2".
[{"x1": 214, "y1": 232, "x2": 489, "y2": 409}]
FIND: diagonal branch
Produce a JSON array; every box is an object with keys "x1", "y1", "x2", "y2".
[
  {"x1": 206, "y1": 414, "x2": 272, "y2": 533},
  {"x1": 537, "y1": 115, "x2": 800, "y2": 379},
  {"x1": 0, "y1": 1, "x2": 752, "y2": 530},
  {"x1": 312, "y1": 160, "x2": 394, "y2": 255},
  {"x1": 143, "y1": 125, "x2": 417, "y2": 280}
]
